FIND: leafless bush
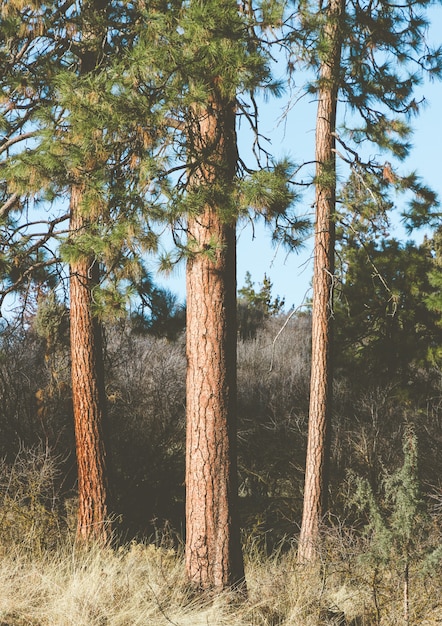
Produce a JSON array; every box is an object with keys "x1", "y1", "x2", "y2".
[
  {"x1": 0, "y1": 444, "x2": 65, "y2": 554},
  {"x1": 237, "y1": 313, "x2": 312, "y2": 545},
  {"x1": 0, "y1": 321, "x2": 73, "y2": 461},
  {"x1": 104, "y1": 324, "x2": 187, "y2": 537}
]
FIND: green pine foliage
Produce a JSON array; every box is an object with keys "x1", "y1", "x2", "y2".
[
  {"x1": 288, "y1": 0, "x2": 442, "y2": 227},
  {"x1": 335, "y1": 235, "x2": 442, "y2": 389},
  {"x1": 1, "y1": 0, "x2": 306, "y2": 316},
  {"x1": 238, "y1": 271, "x2": 286, "y2": 338},
  {"x1": 237, "y1": 160, "x2": 310, "y2": 248},
  {"x1": 0, "y1": 1, "x2": 174, "y2": 316},
  {"x1": 127, "y1": 0, "x2": 305, "y2": 257}
]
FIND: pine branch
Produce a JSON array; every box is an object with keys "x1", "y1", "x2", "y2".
[
  {"x1": 0, "y1": 194, "x2": 19, "y2": 219},
  {"x1": 0, "y1": 131, "x2": 38, "y2": 155}
]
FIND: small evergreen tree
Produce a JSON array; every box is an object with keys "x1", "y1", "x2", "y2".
[
  {"x1": 350, "y1": 428, "x2": 431, "y2": 625},
  {"x1": 238, "y1": 271, "x2": 285, "y2": 339},
  {"x1": 425, "y1": 227, "x2": 442, "y2": 365}
]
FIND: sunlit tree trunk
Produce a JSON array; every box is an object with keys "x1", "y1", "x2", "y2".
[
  {"x1": 70, "y1": 186, "x2": 110, "y2": 543},
  {"x1": 185, "y1": 92, "x2": 245, "y2": 591},
  {"x1": 298, "y1": 0, "x2": 344, "y2": 564},
  {"x1": 69, "y1": 0, "x2": 110, "y2": 544}
]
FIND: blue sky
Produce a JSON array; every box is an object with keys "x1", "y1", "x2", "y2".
[{"x1": 160, "y1": 5, "x2": 442, "y2": 310}]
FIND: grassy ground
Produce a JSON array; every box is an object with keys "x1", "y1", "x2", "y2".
[
  {"x1": 0, "y1": 533, "x2": 441, "y2": 626},
  {"x1": 1, "y1": 448, "x2": 441, "y2": 625}
]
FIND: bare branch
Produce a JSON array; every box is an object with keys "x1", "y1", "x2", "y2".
[
  {"x1": 0, "y1": 130, "x2": 38, "y2": 155},
  {"x1": 0, "y1": 257, "x2": 61, "y2": 311},
  {"x1": 269, "y1": 294, "x2": 312, "y2": 372},
  {"x1": 0, "y1": 193, "x2": 19, "y2": 219}
]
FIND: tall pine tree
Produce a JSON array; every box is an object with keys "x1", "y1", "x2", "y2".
[
  {"x1": 289, "y1": 0, "x2": 442, "y2": 562},
  {"x1": 153, "y1": 0, "x2": 301, "y2": 590},
  {"x1": 1, "y1": 0, "x2": 168, "y2": 541},
  {"x1": 297, "y1": 0, "x2": 344, "y2": 564}
]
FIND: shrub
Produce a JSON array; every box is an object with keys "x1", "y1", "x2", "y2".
[{"x1": 0, "y1": 445, "x2": 65, "y2": 554}]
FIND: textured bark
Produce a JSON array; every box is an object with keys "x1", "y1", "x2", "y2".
[
  {"x1": 70, "y1": 186, "x2": 110, "y2": 543},
  {"x1": 69, "y1": 0, "x2": 110, "y2": 543},
  {"x1": 298, "y1": 0, "x2": 344, "y2": 564},
  {"x1": 185, "y1": 94, "x2": 245, "y2": 591}
]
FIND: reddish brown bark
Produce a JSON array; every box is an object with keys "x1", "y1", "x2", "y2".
[
  {"x1": 185, "y1": 94, "x2": 245, "y2": 591},
  {"x1": 298, "y1": 0, "x2": 344, "y2": 564},
  {"x1": 70, "y1": 186, "x2": 110, "y2": 544},
  {"x1": 66, "y1": 0, "x2": 110, "y2": 544}
]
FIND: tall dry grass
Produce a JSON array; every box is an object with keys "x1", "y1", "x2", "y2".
[
  {"x1": 1, "y1": 528, "x2": 442, "y2": 626},
  {"x1": 1, "y1": 408, "x2": 442, "y2": 624}
]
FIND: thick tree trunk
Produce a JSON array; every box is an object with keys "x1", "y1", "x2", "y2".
[
  {"x1": 185, "y1": 95, "x2": 245, "y2": 591},
  {"x1": 70, "y1": 185, "x2": 110, "y2": 543},
  {"x1": 297, "y1": 0, "x2": 344, "y2": 564},
  {"x1": 67, "y1": 0, "x2": 110, "y2": 544}
]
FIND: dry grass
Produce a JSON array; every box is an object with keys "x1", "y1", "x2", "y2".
[
  {"x1": 1, "y1": 448, "x2": 442, "y2": 625},
  {"x1": 0, "y1": 541, "x2": 188, "y2": 626},
  {"x1": 0, "y1": 535, "x2": 441, "y2": 626}
]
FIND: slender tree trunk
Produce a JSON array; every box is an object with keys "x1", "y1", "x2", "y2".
[
  {"x1": 185, "y1": 94, "x2": 245, "y2": 591},
  {"x1": 70, "y1": 185, "x2": 110, "y2": 543},
  {"x1": 298, "y1": 0, "x2": 344, "y2": 564}
]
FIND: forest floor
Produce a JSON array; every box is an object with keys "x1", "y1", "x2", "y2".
[{"x1": 0, "y1": 534, "x2": 441, "y2": 626}]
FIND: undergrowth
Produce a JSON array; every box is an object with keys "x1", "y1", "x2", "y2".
[{"x1": 1, "y1": 447, "x2": 442, "y2": 625}]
